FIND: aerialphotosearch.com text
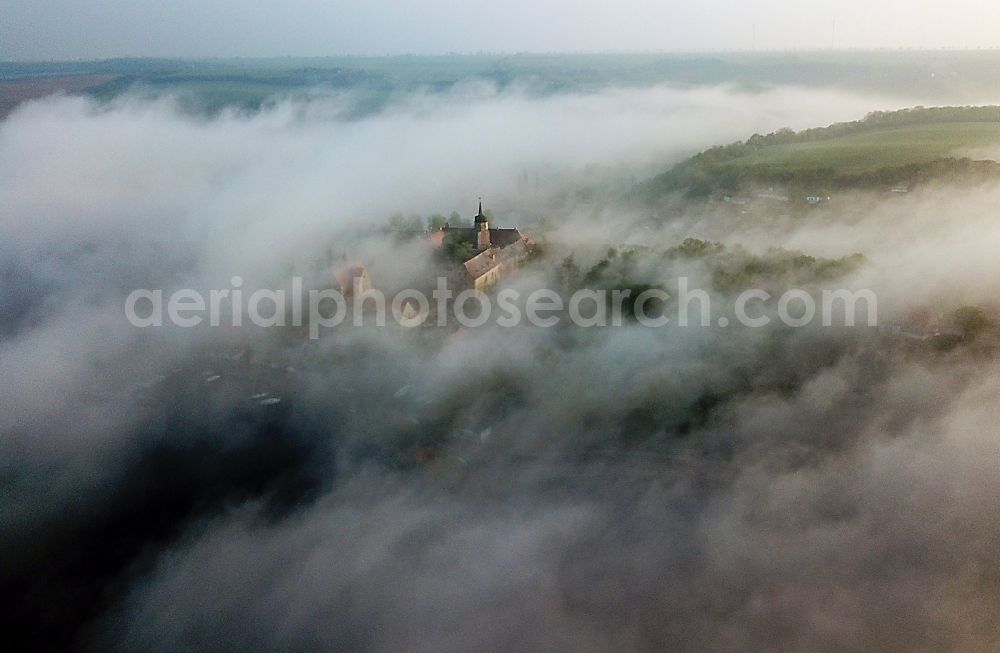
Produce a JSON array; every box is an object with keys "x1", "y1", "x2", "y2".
[{"x1": 125, "y1": 276, "x2": 878, "y2": 339}]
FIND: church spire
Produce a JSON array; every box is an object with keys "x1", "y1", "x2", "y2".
[
  {"x1": 475, "y1": 198, "x2": 490, "y2": 249},
  {"x1": 475, "y1": 198, "x2": 487, "y2": 224}
]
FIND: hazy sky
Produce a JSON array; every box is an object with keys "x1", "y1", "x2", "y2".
[{"x1": 2, "y1": 0, "x2": 1000, "y2": 60}]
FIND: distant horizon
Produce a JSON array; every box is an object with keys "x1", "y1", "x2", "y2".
[
  {"x1": 8, "y1": 46, "x2": 1000, "y2": 65},
  {"x1": 4, "y1": 0, "x2": 1000, "y2": 62}
]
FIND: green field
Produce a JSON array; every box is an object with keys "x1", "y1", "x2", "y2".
[
  {"x1": 717, "y1": 122, "x2": 1000, "y2": 174},
  {"x1": 642, "y1": 107, "x2": 1000, "y2": 197}
]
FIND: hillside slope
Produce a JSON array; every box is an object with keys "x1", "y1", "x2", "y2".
[{"x1": 644, "y1": 106, "x2": 1000, "y2": 198}]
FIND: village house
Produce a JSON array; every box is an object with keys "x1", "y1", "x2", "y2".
[{"x1": 330, "y1": 262, "x2": 373, "y2": 298}]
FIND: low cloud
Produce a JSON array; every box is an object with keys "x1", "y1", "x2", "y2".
[{"x1": 3, "y1": 82, "x2": 1000, "y2": 651}]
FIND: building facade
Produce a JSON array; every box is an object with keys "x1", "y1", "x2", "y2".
[{"x1": 436, "y1": 202, "x2": 533, "y2": 290}]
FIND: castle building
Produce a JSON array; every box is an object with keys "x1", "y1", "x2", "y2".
[{"x1": 436, "y1": 202, "x2": 533, "y2": 290}]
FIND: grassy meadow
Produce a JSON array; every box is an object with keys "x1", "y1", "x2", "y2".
[{"x1": 715, "y1": 122, "x2": 1000, "y2": 175}]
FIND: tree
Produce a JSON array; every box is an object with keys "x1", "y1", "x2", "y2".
[
  {"x1": 405, "y1": 214, "x2": 424, "y2": 233},
  {"x1": 439, "y1": 232, "x2": 473, "y2": 264},
  {"x1": 954, "y1": 306, "x2": 991, "y2": 339},
  {"x1": 426, "y1": 214, "x2": 448, "y2": 231},
  {"x1": 561, "y1": 253, "x2": 581, "y2": 289}
]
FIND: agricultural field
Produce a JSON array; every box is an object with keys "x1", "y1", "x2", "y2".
[
  {"x1": 642, "y1": 106, "x2": 1000, "y2": 197},
  {"x1": 715, "y1": 121, "x2": 1000, "y2": 175}
]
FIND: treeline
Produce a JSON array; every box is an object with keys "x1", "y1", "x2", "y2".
[
  {"x1": 667, "y1": 157, "x2": 1000, "y2": 198},
  {"x1": 691, "y1": 105, "x2": 1000, "y2": 166},
  {"x1": 562, "y1": 238, "x2": 865, "y2": 300},
  {"x1": 642, "y1": 105, "x2": 1000, "y2": 198},
  {"x1": 383, "y1": 211, "x2": 471, "y2": 238},
  {"x1": 745, "y1": 106, "x2": 1000, "y2": 152}
]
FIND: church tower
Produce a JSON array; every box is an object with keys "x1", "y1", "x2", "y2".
[{"x1": 475, "y1": 200, "x2": 491, "y2": 250}]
